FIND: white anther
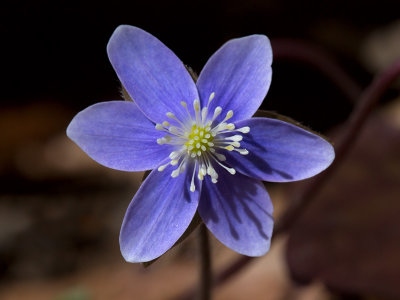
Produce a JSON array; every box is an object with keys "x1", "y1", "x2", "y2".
[
  {"x1": 226, "y1": 135, "x2": 243, "y2": 142},
  {"x1": 205, "y1": 133, "x2": 211, "y2": 138},
  {"x1": 162, "y1": 121, "x2": 170, "y2": 127},
  {"x1": 166, "y1": 112, "x2": 175, "y2": 118},
  {"x1": 180, "y1": 101, "x2": 187, "y2": 108},
  {"x1": 208, "y1": 142, "x2": 214, "y2": 147},
  {"x1": 171, "y1": 159, "x2": 179, "y2": 165},
  {"x1": 228, "y1": 168, "x2": 236, "y2": 174},
  {"x1": 169, "y1": 151, "x2": 180, "y2": 159},
  {"x1": 155, "y1": 124, "x2": 164, "y2": 130},
  {"x1": 201, "y1": 107, "x2": 208, "y2": 123},
  {"x1": 212, "y1": 107, "x2": 222, "y2": 120},
  {"x1": 171, "y1": 169, "x2": 180, "y2": 177},
  {"x1": 208, "y1": 92, "x2": 215, "y2": 103},
  {"x1": 200, "y1": 165, "x2": 207, "y2": 176},
  {"x1": 168, "y1": 126, "x2": 181, "y2": 135},
  {"x1": 193, "y1": 99, "x2": 200, "y2": 111},
  {"x1": 157, "y1": 138, "x2": 165, "y2": 145},
  {"x1": 158, "y1": 162, "x2": 170, "y2": 171},
  {"x1": 237, "y1": 126, "x2": 250, "y2": 133},
  {"x1": 235, "y1": 148, "x2": 249, "y2": 155},
  {"x1": 226, "y1": 110, "x2": 233, "y2": 120},
  {"x1": 198, "y1": 170, "x2": 204, "y2": 180},
  {"x1": 197, "y1": 150, "x2": 201, "y2": 156},
  {"x1": 214, "y1": 153, "x2": 226, "y2": 161},
  {"x1": 207, "y1": 165, "x2": 216, "y2": 176},
  {"x1": 201, "y1": 145, "x2": 206, "y2": 151},
  {"x1": 196, "y1": 143, "x2": 201, "y2": 149}
]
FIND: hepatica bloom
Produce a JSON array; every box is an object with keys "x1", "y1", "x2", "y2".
[{"x1": 67, "y1": 25, "x2": 334, "y2": 262}]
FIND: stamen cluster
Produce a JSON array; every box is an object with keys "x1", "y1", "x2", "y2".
[{"x1": 156, "y1": 93, "x2": 250, "y2": 192}]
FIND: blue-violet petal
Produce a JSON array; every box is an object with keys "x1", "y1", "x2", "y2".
[
  {"x1": 107, "y1": 25, "x2": 199, "y2": 124},
  {"x1": 197, "y1": 35, "x2": 272, "y2": 123},
  {"x1": 67, "y1": 101, "x2": 171, "y2": 171},
  {"x1": 198, "y1": 169, "x2": 274, "y2": 256},
  {"x1": 226, "y1": 118, "x2": 335, "y2": 182},
  {"x1": 120, "y1": 168, "x2": 201, "y2": 262}
]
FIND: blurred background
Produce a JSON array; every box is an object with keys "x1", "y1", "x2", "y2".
[{"x1": 1, "y1": 0, "x2": 400, "y2": 299}]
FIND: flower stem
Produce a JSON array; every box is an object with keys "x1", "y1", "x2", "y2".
[
  {"x1": 198, "y1": 223, "x2": 212, "y2": 300},
  {"x1": 176, "y1": 58, "x2": 400, "y2": 300}
]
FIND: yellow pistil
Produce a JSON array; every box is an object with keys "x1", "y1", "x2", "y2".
[
  {"x1": 185, "y1": 124, "x2": 213, "y2": 157},
  {"x1": 155, "y1": 92, "x2": 250, "y2": 192}
]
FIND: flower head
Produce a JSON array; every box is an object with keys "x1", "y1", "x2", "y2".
[{"x1": 67, "y1": 25, "x2": 335, "y2": 262}]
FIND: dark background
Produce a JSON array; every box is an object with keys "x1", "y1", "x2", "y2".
[{"x1": 4, "y1": 0, "x2": 399, "y2": 127}]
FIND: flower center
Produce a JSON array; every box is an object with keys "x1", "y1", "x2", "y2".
[
  {"x1": 155, "y1": 93, "x2": 250, "y2": 192},
  {"x1": 185, "y1": 124, "x2": 214, "y2": 157}
]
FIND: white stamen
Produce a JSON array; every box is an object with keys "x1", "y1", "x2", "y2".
[
  {"x1": 190, "y1": 161, "x2": 198, "y2": 192},
  {"x1": 208, "y1": 92, "x2": 215, "y2": 104},
  {"x1": 226, "y1": 123, "x2": 235, "y2": 130},
  {"x1": 155, "y1": 124, "x2": 164, "y2": 130},
  {"x1": 158, "y1": 162, "x2": 170, "y2": 171},
  {"x1": 212, "y1": 106, "x2": 222, "y2": 122},
  {"x1": 156, "y1": 92, "x2": 250, "y2": 186},
  {"x1": 237, "y1": 126, "x2": 250, "y2": 133},
  {"x1": 226, "y1": 110, "x2": 233, "y2": 120},
  {"x1": 235, "y1": 148, "x2": 249, "y2": 155},
  {"x1": 225, "y1": 135, "x2": 243, "y2": 142},
  {"x1": 214, "y1": 153, "x2": 226, "y2": 161},
  {"x1": 169, "y1": 151, "x2": 181, "y2": 160},
  {"x1": 201, "y1": 107, "x2": 208, "y2": 124}
]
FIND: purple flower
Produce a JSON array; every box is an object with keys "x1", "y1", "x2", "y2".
[{"x1": 67, "y1": 25, "x2": 334, "y2": 262}]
